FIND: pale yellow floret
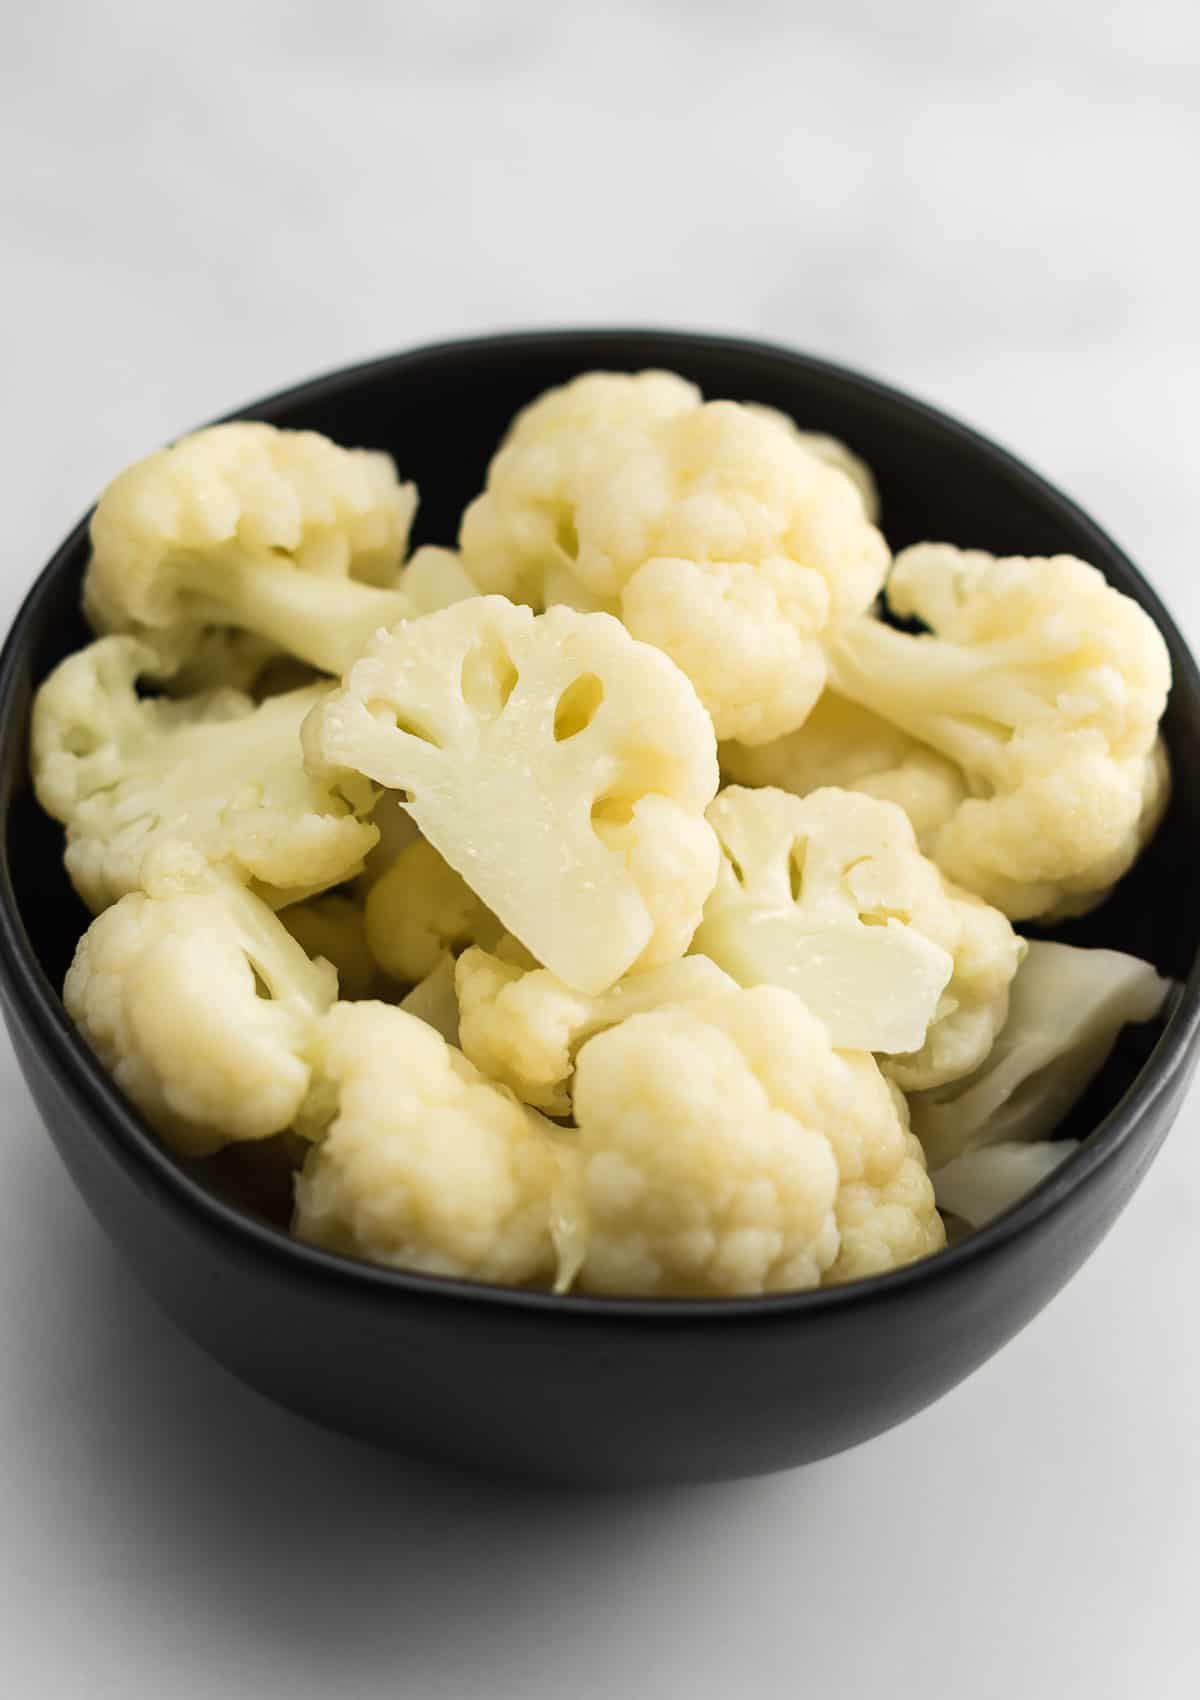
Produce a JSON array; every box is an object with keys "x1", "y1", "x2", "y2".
[
  {"x1": 303, "y1": 597, "x2": 720, "y2": 995},
  {"x1": 292, "y1": 1002, "x2": 579, "y2": 1287},
  {"x1": 63, "y1": 876, "x2": 336, "y2": 1158},
  {"x1": 365, "y1": 837, "x2": 501, "y2": 983}
]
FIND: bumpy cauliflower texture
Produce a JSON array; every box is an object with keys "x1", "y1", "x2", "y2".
[
  {"x1": 572, "y1": 985, "x2": 942, "y2": 1296},
  {"x1": 32, "y1": 636, "x2": 377, "y2": 911},
  {"x1": 721, "y1": 690, "x2": 966, "y2": 855},
  {"x1": 830, "y1": 544, "x2": 1171, "y2": 919},
  {"x1": 460, "y1": 372, "x2": 889, "y2": 744},
  {"x1": 63, "y1": 872, "x2": 337, "y2": 1157},
  {"x1": 455, "y1": 948, "x2": 736, "y2": 1113},
  {"x1": 303, "y1": 597, "x2": 720, "y2": 994},
  {"x1": 85, "y1": 422, "x2": 424, "y2": 676},
  {"x1": 292, "y1": 1003, "x2": 579, "y2": 1287}
]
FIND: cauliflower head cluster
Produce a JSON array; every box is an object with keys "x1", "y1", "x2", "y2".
[{"x1": 36, "y1": 382, "x2": 1173, "y2": 1298}]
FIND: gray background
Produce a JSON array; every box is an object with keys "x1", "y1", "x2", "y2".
[{"x1": 2, "y1": 3, "x2": 1198, "y2": 1695}]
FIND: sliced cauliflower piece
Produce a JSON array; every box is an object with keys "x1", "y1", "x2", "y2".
[
  {"x1": 621, "y1": 555, "x2": 830, "y2": 744},
  {"x1": 398, "y1": 953, "x2": 461, "y2": 1046},
  {"x1": 292, "y1": 1002, "x2": 578, "y2": 1287},
  {"x1": 830, "y1": 544, "x2": 1171, "y2": 919},
  {"x1": 84, "y1": 422, "x2": 422, "y2": 676},
  {"x1": 31, "y1": 636, "x2": 377, "y2": 912},
  {"x1": 694, "y1": 786, "x2": 1022, "y2": 1079},
  {"x1": 281, "y1": 893, "x2": 377, "y2": 1000},
  {"x1": 721, "y1": 690, "x2": 966, "y2": 856},
  {"x1": 572, "y1": 985, "x2": 942, "y2": 1297},
  {"x1": 455, "y1": 948, "x2": 736, "y2": 1113},
  {"x1": 909, "y1": 939, "x2": 1170, "y2": 1168},
  {"x1": 63, "y1": 875, "x2": 337, "y2": 1158},
  {"x1": 460, "y1": 372, "x2": 889, "y2": 744},
  {"x1": 365, "y1": 837, "x2": 501, "y2": 983},
  {"x1": 303, "y1": 597, "x2": 720, "y2": 995},
  {"x1": 931, "y1": 1140, "x2": 1081, "y2": 1231}
]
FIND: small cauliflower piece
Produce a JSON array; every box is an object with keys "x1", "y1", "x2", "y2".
[
  {"x1": 304, "y1": 597, "x2": 720, "y2": 995},
  {"x1": 621, "y1": 555, "x2": 829, "y2": 744},
  {"x1": 292, "y1": 1002, "x2": 577, "y2": 1287},
  {"x1": 721, "y1": 690, "x2": 966, "y2": 856},
  {"x1": 63, "y1": 876, "x2": 337, "y2": 1158},
  {"x1": 830, "y1": 544, "x2": 1171, "y2": 919},
  {"x1": 910, "y1": 939, "x2": 1170, "y2": 1169},
  {"x1": 398, "y1": 953, "x2": 461, "y2": 1046},
  {"x1": 572, "y1": 985, "x2": 942, "y2": 1296},
  {"x1": 365, "y1": 837, "x2": 501, "y2": 982},
  {"x1": 461, "y1": 372, "x2": 889, "y2": 745},
  {"x1": 694, "y1": 786, "x2": 1022, "y2": 1080},
  {"x1": 400, "y1": 544, "x2": 480, "y2": 614},
  {"x1": 281, "y1": 893, "x2": 377, "y2": 1000},
  {"x1": 31, "y1": 636, "x2": 377, "y2": 912},
  {"x1": 84, "y1": 422, "x2": 422, "y2": 677},
  {"x1": 455, "y1": 948, "x2": 736, "y2": 1113},
  {"x1": 931, "y1": 1140, "x2": 1081, "y2": 1231}
]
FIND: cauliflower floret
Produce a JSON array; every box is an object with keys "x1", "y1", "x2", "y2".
[
  {"x1": 910, "y1": 939, "x2": 1169, "y2": 1168},
  {"x1": 281, "y1": 893, "x2": 377, "y2": 1000},
  {"x1": 292, "y1": 1002, "x2": 578, "y2": 1287},
  {"x1": 455, "y1": 948, "x2": 736, "y2": 1113},
  {"x1": 930, "y1": 1140, "x2": 1081, "y2": 1231},
  {"x1": 84, "y1": 422, "x2": 433, "y2": 677},
  {"x1": 741, "y1": 405, "x2": 881, "y2": 524},
  {"x1": 31, "y1": 636, "x2": 377, "y2": 912},
  {"x1": 694, "y1": 786, "x2": 1023, "y2": 1081},
  {"x1": 398, "y1": 953, "x2": 461, "y2": 1045},
  {"x1": 304, "y1": 597, "x2": 720, "y2": 995},
  {"x1": 621, "y1": 555, "x2": 829, "y2": 744},
  {"x1": 365, "y1": 837, "x2": 501, "y2": 982},
  {"x1": 63, "y1": 874, "x2": 337, "y2": 1158},
  {"x1": 460, "y1": 372, "x2": 889, "y2": 745},
  {"x1": 830, "y1": 544, "x2": 1171, "y2": 919},
  {"x1": 721, "y1": 690, "x2": 966, "y2": 855},
  {"x1": 572, "y1": 985, "x2": 943, "y2": 1296}
]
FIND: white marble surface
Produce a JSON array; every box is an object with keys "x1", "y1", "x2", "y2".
[{"x1": 2, "y1": 3, "x2": 1198, "y2": 1695}]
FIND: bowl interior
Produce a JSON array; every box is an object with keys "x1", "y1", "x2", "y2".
[{"x1": 4, "y1": 330, "x2": 1197, "y2": 1233}]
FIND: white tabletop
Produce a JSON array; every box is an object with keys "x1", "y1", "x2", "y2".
[{"x1": 2, "y1": 4, "x2": 1198, "y2": 1695}]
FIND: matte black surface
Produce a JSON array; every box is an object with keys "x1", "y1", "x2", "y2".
[{"x1": 1, "y1": 330, "x2": 1197, "y2": 1486}]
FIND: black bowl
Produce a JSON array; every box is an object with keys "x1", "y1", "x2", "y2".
[{"x1": 2, "y1": 330, "x2": 1197, "y2": 1488}]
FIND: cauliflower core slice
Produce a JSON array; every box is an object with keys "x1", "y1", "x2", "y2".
[
  {"x1": 830, "y1": 544, "x2": 1171, "y2": 920},
  {"x1": 84, "y1": 421, "x2": 423, "y2": 677},
  {"x1": 571, "y1": 985, "x2": 942, "y2": 1296},
  {"x1": 693, "y1": 786, "x2": 958, "y2": 1055},
  {"x1": 292, "y1": 1003, "x2": 578, "y2": 1287},
  {"x1": 909, "y1": 939, "x2": 1169, "y2": 1169},
  {"x1": 931, "y1": 1140, "x2": 1080, "y2": 1231},
  {"x1": 63, "y1": 878, "x2": 337, "y2": 1158},
  {"x1": 455, "y1": 948, "x2": 737, "y2": 1114},
  {"x1": 31, "y1": 636, "x2": 377, "y2": 912},
  {"x1": 365, "y1": 837, "x2": 502, "y2": 983},
  {"x1": 304, "y1": 597, "x2": 720, "y2": 995},
  {"x1": 721, "y1": 690, "x2": 966, "y2": 856}
]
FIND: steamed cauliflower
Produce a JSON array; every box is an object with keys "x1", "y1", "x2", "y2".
[
  {"x1": 85, "y1": 422, "x2": 427, "y2": 677},
  {"x1": 694, "y1": 786, "x2": 1023, "y2": 1083},
  {"x1": 460, "y1": 371, "x2": 889, "y2": 744},
  {"x1": 292, "y1": 1002, "x2": 579, "y2": 1287},
  {"x1": 31, "y1": 635, "x2": 377, "y2": 911},
  {"x1": 303, "y1": 596, "x2": 720, "y2": 994},
  {"x1": 365, "y1": 837, "x2": 501, "y2": 983},
  {"x1": 455, "y1": 948, "x2": 736, "y2": 1113},
  {"x1": 830, "y1": 544, "x2": 1171, "y2": 919},
  {"x1": 63, "y1": 870, "x2": 337, "y2": 1157},
  {"x1": 721, "y1": 690, "x2": 965, "y2": 856},
  {"x1": 572, "y1": 985, "x2": 943, "y2": 1297},
  {"x1": 280, "y1": 893, "x2": 377, "y2": 1001}
]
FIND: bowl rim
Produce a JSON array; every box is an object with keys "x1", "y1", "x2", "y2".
[{"x1": 3, "y1": 324, "x2": 1198, "y2": 1324}]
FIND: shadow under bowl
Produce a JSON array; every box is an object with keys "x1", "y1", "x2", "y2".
[{"x1": 1, "y1": 329, "x2": 1197, "y2": 1487}]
